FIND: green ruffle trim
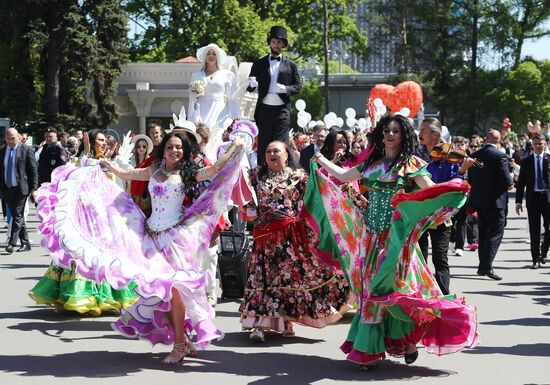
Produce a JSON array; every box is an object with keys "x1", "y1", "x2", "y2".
[
  {"x1": 29, "y1": 265, "x2": 137, "y2": 316},
  {"x1": 346, "y1": 305, "x2": 416, "y2": 354}
]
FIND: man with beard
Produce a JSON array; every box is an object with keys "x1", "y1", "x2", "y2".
[{"x1": 247, "y1": 25, "x2": 302, "y2": 165}]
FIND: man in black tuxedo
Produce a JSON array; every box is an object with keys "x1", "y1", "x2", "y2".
[
  {"x1": 515, "y1": 133, "x2": 550, "y2": 269},
  {"x1": 468, "y1": 129, "x2": 512, "y2": 280},
  {"x1": 247, "y1": 25, "x2": 302, "y2": 165},
  {"x1": 0, "y1": 128, "x2": 38, "y2": 253},
  {"x1": 299, "y1": 124, "x2": 328, "y2": 173}
]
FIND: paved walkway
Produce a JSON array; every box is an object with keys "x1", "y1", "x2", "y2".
[{"x1": 0, "y1": 201, "x2": 548, "y2": 385}]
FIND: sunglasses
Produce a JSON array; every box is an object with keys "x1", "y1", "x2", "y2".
[{"x1": 136, "y1": 145, "x2": 147, "y2": 149}]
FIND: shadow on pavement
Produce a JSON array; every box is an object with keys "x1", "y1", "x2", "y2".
[
  {"x1": 0, "y1": 350, "x2": 455, "y2": 383},
  {"x1": 482, "y1": 317, "x2": 550, "y2": 327},
  {"x1": 463, "y1": 343, "x2": 550, "y2": 358}
]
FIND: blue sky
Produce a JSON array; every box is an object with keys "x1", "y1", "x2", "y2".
[{"x1": 522, "y1": 35, "x2": 550, "y2": 60}]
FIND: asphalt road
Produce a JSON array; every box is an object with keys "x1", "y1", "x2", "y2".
[{"x1": 0, "y1": 201, "x2": 548, "y2": 385}]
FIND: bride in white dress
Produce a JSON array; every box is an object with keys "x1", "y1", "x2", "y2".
[{"x1": 188, "y1": 43, "x2": 240, "y2": 161}]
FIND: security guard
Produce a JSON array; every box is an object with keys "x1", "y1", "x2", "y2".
[{"x1": 37, "y1": 127, "x2": 68, "y2": 184}]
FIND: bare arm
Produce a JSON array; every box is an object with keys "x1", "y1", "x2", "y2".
[
  {"x1": 316, "y1": 154, "x2": 362, "y2": 182},
  {"x1": 99, "y1": 160, "x2": 152, "y2": 181},
  {"x1": 413, "y1": 173, "x2": 435, "y2": 189},
  {"x1": 195, "y1": 138, "x2": 245, "y2": 182}
]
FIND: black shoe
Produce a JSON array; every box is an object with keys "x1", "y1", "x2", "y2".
[
  {"x1": 485, "y1": 270, "x2": 502, "y2": 280},
  {"x1": 404, "y1": 350, "x2": 419, "y2": 365},
  {"x1": 16, "y1": 243, "x2": 31, "y2": 252},
  {"x1": 540, "y1": 257, "x2": 547, "y2": 265},
  {"x1": 5, "y1": 245, "x2": 14, "y2": 254},
  {"x1": 530, "y1": 262, "x2": 539, "y2": 269}
]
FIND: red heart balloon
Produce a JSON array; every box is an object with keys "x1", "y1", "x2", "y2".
[{"x1": 369, "y1": 81, "x2": 423, "y2": 117}]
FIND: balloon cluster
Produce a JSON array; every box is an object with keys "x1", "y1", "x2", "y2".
[
  {"x1": 502, "y1": 117, "x2": 512, "y2": 133},
  {"x1": 527, "y1": 120, "x2": 541, "y2": 134},
  {"x1": 295, "y1": 99, "x2": 312, "y2": 130}
]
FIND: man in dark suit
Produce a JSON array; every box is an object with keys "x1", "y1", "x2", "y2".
[
  {"x1": 299, "y1": 124, "x2": 328, "y2": 173},
  {"x1": 1, "y1": 127, "x2": 38, "y2": 253},
  {"x1": 515, "y1": 133, "x2": 550, "y2": 269},
  {"x1": 468, "y1": 129, "x2": 512, "y2": 280},
  {"x1": 247, "y1": 25, "x2": 302, "y2": 165}
]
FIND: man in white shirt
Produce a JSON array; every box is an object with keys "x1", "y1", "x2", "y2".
[{"x1": 247, "y1": 26, "x2": 302, "y2": 165}]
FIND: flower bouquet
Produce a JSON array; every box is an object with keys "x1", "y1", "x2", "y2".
[{"x1": 189, "y1": 80, "x2": 206, "y2": 96}]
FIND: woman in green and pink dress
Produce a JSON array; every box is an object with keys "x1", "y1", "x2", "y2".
[{"x1": 306, "y1": 115, "x2": 478, "y2": 369}]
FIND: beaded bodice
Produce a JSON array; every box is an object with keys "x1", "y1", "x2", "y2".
[
  {"x1": 146, "y1": 176, "x2": 185, "y2": 232},
  {"x1": 361, "y1": 160, "x2": 419, "y2": 232}
]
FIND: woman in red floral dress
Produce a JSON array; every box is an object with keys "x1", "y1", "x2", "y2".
[{"x1": 239, "y1": 141, "x2": 351, "y2": 342}]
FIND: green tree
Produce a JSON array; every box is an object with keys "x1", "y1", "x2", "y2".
[
  {"x1": 500, "y1": 60, "x2": 550, "y2": 131},
  {"x1": 485, "y1": 0, "x2": 550, "y2": 68}
]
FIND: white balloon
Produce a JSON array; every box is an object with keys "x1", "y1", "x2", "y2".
[
  {"x1": 378, "y1": 105, "x2": 387, "y2": 115},
  {"x1": 295, "y1": 99, "x2": 306, "y2": 111},
  {"x1": 336, "y1": 117, "x2": 344, "y2": 127},
  {"x1": 304, "y1": 112, "x2": 312, "y2": 123},
  {"x1": 297, "y1": 117, "x2": 307, "y2": 128},
  {"x1": 327, "y1": 112, "x2": 337, "y2": 120},
  {"x1": 357, "y1": 118, "x2": 367, "y2": 128},
  {"x1": 345, "y1": 108, "x2": 357, "y2": 119},
  {"x1": 373, "y1": 98, "x2": 384, "y2": 107},
  {"x1": 365, "y1": 119, "x2": 372, "y2": 129},
  {"x1": 397, "y1": 107, "x2": 410, "y2": 117},
  {"x1": 441, "y1": 125, "x2": 451, "y2": 143},
  {"x1": 308, "y1": 121, "x2": 318, "y2": 129},
  {"x1": 346, "y1": 118, "x2": 356, "y2": 128},
  {"x1": 298, "y1": 110, "x2": 308, "y2": 120}
]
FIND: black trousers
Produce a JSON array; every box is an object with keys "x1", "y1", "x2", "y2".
[
  {"x1": 526, "y1": 192, "x2": 550, "y2": 262},
  {"x1": 4, "y1": 187, "x2": 29, "y2": 247},
  {"x1": 453, "y1": 207, "x2": 479, "y2": 249},
  {"x1": 255, "y1": 103, "x2": 290, "y2": 166},
  {"x1": 418, "y1": 224, "x2": 451, "y2": 295},
  {"x1": 476, "y1": 207, "x2": 506, "y2": 272}
]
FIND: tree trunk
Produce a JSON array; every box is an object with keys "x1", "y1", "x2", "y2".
[
  {"x1": 45, "y1": 36, "x2": 60, "y2": 124},
  {"x1": 322, "y1": 0, "x2": 329, "y2": 114}
]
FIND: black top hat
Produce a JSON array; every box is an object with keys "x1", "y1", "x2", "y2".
[{"x1": 267, "y1": 25, "x2": 288, "y2": 47}]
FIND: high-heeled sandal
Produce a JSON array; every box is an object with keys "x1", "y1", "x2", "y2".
[{"x1": 162, "y1": 339, "x2": 195, "y2": 364}]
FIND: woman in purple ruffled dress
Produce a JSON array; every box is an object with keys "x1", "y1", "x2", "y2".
[{"x1": 36, "y1": 132, "x2": 244, "y2": 365}]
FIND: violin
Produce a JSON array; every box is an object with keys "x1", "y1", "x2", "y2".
[{"x1": 430, "y1": 143, "x2": 484, "y2": 168}]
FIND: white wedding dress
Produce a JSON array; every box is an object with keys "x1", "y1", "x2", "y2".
[{"x1": 188, "y1": 69, "x2": 240, "y2": 161}]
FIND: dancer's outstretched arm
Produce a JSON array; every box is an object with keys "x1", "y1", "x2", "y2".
[
  {"x1": 99, "y1": 161, "x2": 153, "y2": 181},
  {"x1": 196, "y1": 137, "x2": 244, "y2": 182},
  {"x1": 315, "y1": 153, "x2": 361, "y2": 182}
]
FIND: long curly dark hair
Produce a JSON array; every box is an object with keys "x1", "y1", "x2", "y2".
[
  {"x1": 320, "y1": 129, "x2": 350, "y2": 163},
  {"x1": 155, "y1": 133, "x2": 199, "y2": 197},
  {"x1": 362, "y1": 115, "x2": 418, "y2": 171},
  {"x1": 76, "y1": 129, "x2": 104, "y2": 159}
]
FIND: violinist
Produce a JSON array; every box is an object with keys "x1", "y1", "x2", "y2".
[{"x1": 416, "y1": 118, "x2": 476, "y2": 295}]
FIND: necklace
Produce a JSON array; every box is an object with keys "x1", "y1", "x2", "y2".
[
  {"x1": 267, "y1": 168, "x2": 287, "y2": 182},
  {"x1": 161, "y1": 166, "x2": 180, "y2": 177}
]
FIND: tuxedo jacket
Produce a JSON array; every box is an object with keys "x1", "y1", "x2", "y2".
[
  {"x1": 515, "y1": 153, "x2": 550, "y2": 204},
  {"x1": 468, "y1": 144, "x2": 512, "y2": 209},
  {"x1": 247, "y1": 55, "x2": 301, "y2": 115},
  {"x1": 0, "y1": 144, "x2": 39, "y2": 196},
  {"x1": 299, "y1": 143, "x2": 315, "y2": 173}
]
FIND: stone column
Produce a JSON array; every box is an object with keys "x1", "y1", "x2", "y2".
[{"x1": 128, "y1": 90, "x2": 154, "y2": 134}]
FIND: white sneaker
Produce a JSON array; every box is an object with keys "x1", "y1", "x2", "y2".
[
  {"x1": 455, "y1": 249, "x2": 463, "y2": 256},
  {"x1": 249, "y1": 328, "x2": 265, "y2": 342}
]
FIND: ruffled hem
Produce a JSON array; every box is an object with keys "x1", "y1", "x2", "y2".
[
  {"x1": 240, "y1": 310, "x2": 344, "y2": 332},
  {"x1": 112, "y1": 296, "x2": 223, "y2": 349},
  {"x1": 340, "y1": 341, "x2": 386, "y2": 365}
]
